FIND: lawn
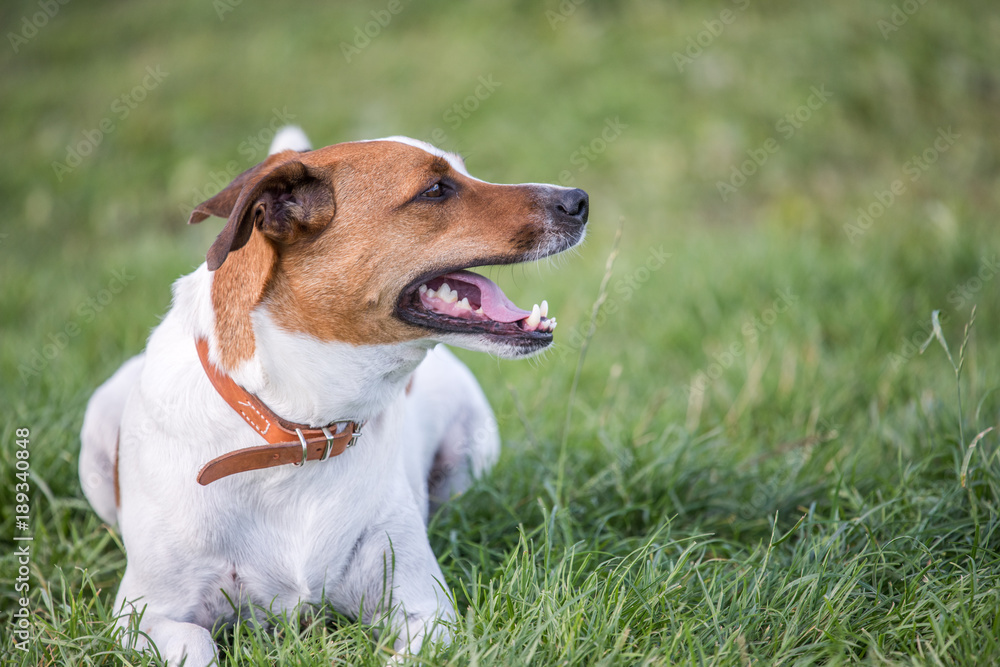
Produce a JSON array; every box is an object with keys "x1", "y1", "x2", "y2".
[{"x1": 2, "y1": 0, "x2": 999, "y2": 664}]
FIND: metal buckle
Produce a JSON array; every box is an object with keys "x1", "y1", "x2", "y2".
[
  {"x1": 347, "y1": 421, "x2": 363, "y2": 448},
  {"x1": 297, "y1": 422, "x2": 362, "y2": 469},
  {"x1": 320, "y1": 426, "x2": 335, "y2": 461},
  {"x1": 294, "y1": 428, "x2": 309, "y2": 467}
]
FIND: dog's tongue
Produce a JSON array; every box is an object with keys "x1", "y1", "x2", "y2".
[{"x1": 442, "y1": 270, "x2": 532, "y2": 323}]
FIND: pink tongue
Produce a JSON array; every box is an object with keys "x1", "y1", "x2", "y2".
[{"x1": 442, "y1": 270, "x2": 531, "y2": 323}]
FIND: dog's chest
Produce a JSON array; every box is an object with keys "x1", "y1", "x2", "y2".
[{"x1": 202, "y1": 468, "x2": 392, "y2": 610}]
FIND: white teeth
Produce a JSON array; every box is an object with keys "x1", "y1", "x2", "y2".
[
  {"x1": 425, "y1": 288, "x2": 436, "y2": 299},
  {"x1": 438, "y1": 283, "x2": 458, "y2": 303},
  {"x1": 456, "y1": 297, "x2": 472, "y2": 311},
  {"x1": 540, "y1": 300, "x2": 548, "y2": 318},
  {"x1": 533, "y1": 317, "x2": 556, "y2": 333},
  {"x1": 474, "y1": 307, "x2": 484, "y2": 315},
  {"x1": 526, "y1": 304, "x2": 541, "y2": 330},
  {"x1": 418, "y1": 285, "x2": 428, "y2": 295}
]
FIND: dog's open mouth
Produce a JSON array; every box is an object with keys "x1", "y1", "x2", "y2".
[{"x1": 397, "y1": 269, "x2": 556, "y2": 339}]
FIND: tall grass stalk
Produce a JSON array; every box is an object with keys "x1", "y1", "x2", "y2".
[{"x1": 556, "y1": 220, "x2": 623, "y2": 506}]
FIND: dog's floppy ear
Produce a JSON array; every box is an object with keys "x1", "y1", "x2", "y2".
[
  {"x1": 187, "y1": 161, "x2": 261, "y2": 227},
  {"x1": 189, "y1": 152, "x2": 335, "y2": 271}
]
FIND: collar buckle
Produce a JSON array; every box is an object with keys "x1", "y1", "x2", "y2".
[
  {"x1": 319, "y1": 426, "x2": 335, "y2": 461},
  {"x1": 294, "y1": 428, "x2": 309, "y2": 467},
  {"x1": 346, "y1": 421, "x2": 363, "y2": 448},
  {"x1": 298, "y1": 421, "x2": 363, "y2": 467}
]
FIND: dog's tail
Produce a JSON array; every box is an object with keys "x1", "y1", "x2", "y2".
[{"x1": 269, "y1": 126, "x2": 312, "y2": 155}]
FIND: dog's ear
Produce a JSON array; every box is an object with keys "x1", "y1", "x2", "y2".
[
  {"x1": 189, "y1": 152, "x2": 335, "y2": 271},
  {"x1": 187, "y1": 152, "x2": 298, "y2": 226}
]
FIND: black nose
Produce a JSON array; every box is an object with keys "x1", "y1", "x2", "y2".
[{"x1": 554, "y1": 188, "x2": 589, "y2": 226}]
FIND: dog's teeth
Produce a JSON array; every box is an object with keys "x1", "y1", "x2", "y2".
[
  {"x1": 456, "y1": 297, "x2": 472, "y2": 311},
  {"x1": 526, "y1": 304, "x2": 541, "y2": 330},
  {"x1": 418, "y1": 285, "x2": 428, "y2": 295},
  {"x1": 425, "y1": 288, "x2": 437, "y2": 299},
  {"x1": 540, "y1": 300, "x2": 548, "y2": 318},
  {"x1": 439, "y1": 283, "x2": 458, "y2": 303},
  {"x1": 474, "y1": 307, "x2": 484, "y2": 315},
  {"x1": 549, "y1": 318, "x2": 557, "y2": 330}
]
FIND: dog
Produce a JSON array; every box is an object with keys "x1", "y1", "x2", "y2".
[{"x1": 79, "y1": 126, "x2": 588, "y2": 664}]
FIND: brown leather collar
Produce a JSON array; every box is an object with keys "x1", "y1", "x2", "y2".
[{"x1": 194, "y1": 338, "x2": 363, "y2": 485}]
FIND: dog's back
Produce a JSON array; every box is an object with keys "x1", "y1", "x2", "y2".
[{"x1": 79, "y1": 353, "x2": 143, "y2": 526}]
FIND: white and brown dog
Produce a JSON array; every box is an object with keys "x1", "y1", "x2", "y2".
[{"x1": 79, "y1": 127, "x2": 588, "y2": 664}]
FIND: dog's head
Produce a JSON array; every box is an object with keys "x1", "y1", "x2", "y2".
[{"x1": 190, "y1": 136, "x2": 588, "y2": 370}]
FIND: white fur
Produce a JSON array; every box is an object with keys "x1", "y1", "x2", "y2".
[
  {"x1": 374, "y1": 136, "x2": 471, "y2": 176},
  {"x1": 269, "y1": 125, "x2": 313, "y2": 154}
]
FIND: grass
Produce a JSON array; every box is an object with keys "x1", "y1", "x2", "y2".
[{"x1": 2, "y1": 0, "x2": 999, "y2": 664}]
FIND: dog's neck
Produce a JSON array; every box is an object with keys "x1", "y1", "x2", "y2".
[
  {"x1": 234, "y1": 309, "x2": 431, "y2": 425},
  {"x1": 178, "y1": 265, "x2": 431, "y2": 427}
]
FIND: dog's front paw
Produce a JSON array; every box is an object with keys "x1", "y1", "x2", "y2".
[{"x1": 118, "y1": 609, "x2": 218, "y2": 667}]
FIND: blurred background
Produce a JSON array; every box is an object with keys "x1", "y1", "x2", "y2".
[
  {"x1": 4, "y1": 0, "x2": 997, "y2": 432},
  {"x1": 3, "y1": 0, "x2": 1000, "y2": 485},
  {"x1": 0, "y1": 0, "x2": 1000, "y2": 664},
  {"x1": 1, "y1": 0, "x2": 999, "y2": 638}
]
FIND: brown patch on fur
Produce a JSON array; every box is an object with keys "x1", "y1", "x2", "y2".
[
  {"x1": 260, "y1": 143, "x2": 548, "y2": 346},
  {"x1": 194, "y1": 140, "x2": 560, "y2": 353},
  {"x1": 113, "y1": 432, "x2": 120, "y2": 509},
  {"x1": 194, "y1": 153, "x2": 335, "y2": 370},
  {"x1": 211, "y1": 231, "x2": 278, "y2": 369}
]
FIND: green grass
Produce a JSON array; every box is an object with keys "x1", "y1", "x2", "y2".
[{"x1": 2, "y1": 0, "x2": 1000, "y2": 664}]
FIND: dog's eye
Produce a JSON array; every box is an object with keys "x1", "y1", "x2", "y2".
[{"x1": 421, "y1": 183, "x2": 444, "y2": 198}]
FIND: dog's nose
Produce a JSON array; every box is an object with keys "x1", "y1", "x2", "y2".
[{"x1": 554, "y1": 188, "x2": 589, "y2": 226}]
